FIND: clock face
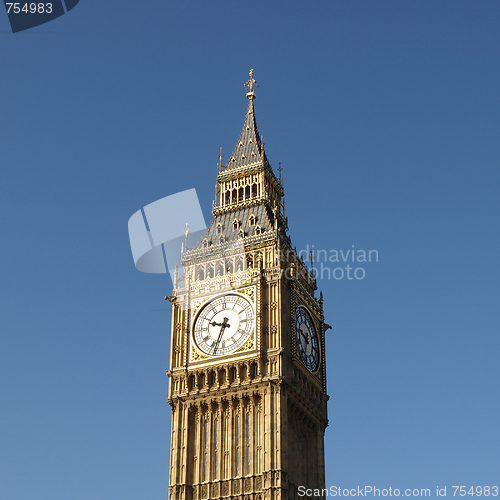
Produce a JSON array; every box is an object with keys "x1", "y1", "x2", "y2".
[
  {"x1": 295, "y1": 306, "x2": 319, "y2": 372},
  {"x1": 193, "y1": 294, "x2": 254, "y2": 356}
]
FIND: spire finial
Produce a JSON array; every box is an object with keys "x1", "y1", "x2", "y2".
[
  {"x1": 309, "y1": 250, "x2": 315, "y2": 273},
  {"x1": 217, "y1": 147, "x2": 223, "y2": 173},
  {"x1": 244, "y1": 69, "x2": 258, "y2": 100}
]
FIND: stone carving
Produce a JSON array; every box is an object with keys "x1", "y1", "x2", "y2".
[{"x1": 244, "y1": 477, "x2": 252, "y2": 492}]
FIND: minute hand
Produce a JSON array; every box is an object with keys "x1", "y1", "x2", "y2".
[{"x1": 211, "y1": 317, "x2": 230, "y2": 354}]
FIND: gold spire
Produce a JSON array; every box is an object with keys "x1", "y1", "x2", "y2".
[{"x1": 244, "y1": 68, "x2": 258, "y2": 100}]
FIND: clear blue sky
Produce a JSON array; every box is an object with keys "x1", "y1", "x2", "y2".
[{"x1": 1, "y1": 1, "x2": 499, "y2": 499}]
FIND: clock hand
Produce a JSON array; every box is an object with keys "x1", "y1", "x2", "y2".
[
  {"x1": 212, "y1": 317, "x2": 230, "y2": 354},
  {"x1": 299, "y1": 329, "x2": 309, "y2": 344}
]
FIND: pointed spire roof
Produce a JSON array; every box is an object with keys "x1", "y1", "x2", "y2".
[{"x1": 223, "y1": 69, "x2": 268, "y2": 171}]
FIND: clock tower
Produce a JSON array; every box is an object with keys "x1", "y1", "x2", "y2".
[{"x1": 167, "y1": 70, "x2": 329, "y2": 500}]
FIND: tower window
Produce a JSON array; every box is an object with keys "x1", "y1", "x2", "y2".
[
  {"x1": 249, "y1": 214, "x2": 255, "y2": 226},
  {"x1": 236, "y1": 415, "x2": 240, "y2": 476},
  {"x1": 247, "y1": 413, "x2": 251, "y2": 475},
  {"x1": 217, "y1": 223, "x2": 223, "y2": 234},
  {"x1": 233, "y1": 219, "x2": 239, "y2": 230},
  {"x1": 214, "y1": 419, "x2": 219, "y2": 480},
  {"x1": 255, "y1": 224, "x2": 262, "y2": 235},
  {"x1": 204, "y1": 420, "x2": 208, "y2": 481}
]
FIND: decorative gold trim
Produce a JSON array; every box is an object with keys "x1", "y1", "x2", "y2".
[{"x1": 235, "y1": 332, "x2": 255, "y2": 353}]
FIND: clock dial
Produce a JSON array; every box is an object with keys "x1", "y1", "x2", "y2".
[
  {"x1": 295, "y1": 306, "x2": 319, "y2": 372},
  {"x1": 193, "y1": 294, "x2": 254, "y2": 356}
]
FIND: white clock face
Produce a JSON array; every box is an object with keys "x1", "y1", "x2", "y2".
[
  {"x1": 193, "y1": 294, "x2": 254, "y2": 356},
  {"x1": 295, "y1": 306, "x2": 319, "y2": 372}
]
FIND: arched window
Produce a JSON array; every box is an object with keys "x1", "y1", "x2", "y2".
[
  {"x1": 246, "y1": 413, "x2": 251, "y2": 475},
  {"x1": 214, "y1": 419, "x2": 219, "y2": 480},
  {"x1": 249, "y1": 214, "x2": 256, "y2": 226},
  {"x1": 236, "y1": 414, "x2": 240, "y2": 476},
  {"x1": 204, "y1": 420, "x2": 209, "y2": 481}
]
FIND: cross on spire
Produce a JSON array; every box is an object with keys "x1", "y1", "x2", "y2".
[{"x1": 183, "y1": 223, "x2": 190, "y2": 242}]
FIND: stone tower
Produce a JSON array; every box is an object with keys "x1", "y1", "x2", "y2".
[{"x1": 167, "y1": 70, "x2": 329, "y2": 500}]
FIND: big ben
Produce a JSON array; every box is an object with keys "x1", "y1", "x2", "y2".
[{"x1": 166, "y1": 70, "x2": 329, "y2": 500}]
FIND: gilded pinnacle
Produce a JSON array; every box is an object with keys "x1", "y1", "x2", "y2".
[{"x1": 245, "y1": 68, "x2": 258, "y2": 100}]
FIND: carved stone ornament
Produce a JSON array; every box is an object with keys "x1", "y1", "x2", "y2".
[
  {"x1": 244, "y1": 477, "x2": 252, "y2": 492},
  {"x1": 256, "y1": 476, "x2": 263, "y2": 490}
]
